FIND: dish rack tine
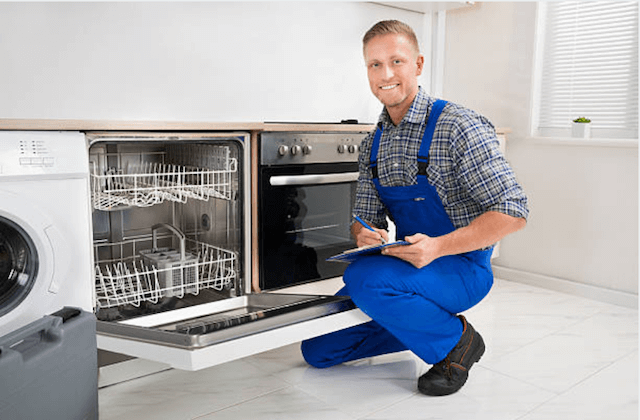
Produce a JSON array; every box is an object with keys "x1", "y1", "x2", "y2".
[
  {"x1": 94, "y1": 237, "x2": 237, "y2": 309},
  {"x1": 90, "y1": 145, "x2": 237, "y2": 211},
  {"x1": 140, "y1": 260, "x2": 158, "y2": 303},
  {"x1": 105, "y1": 264, "x2": 122, "y2": 307}
]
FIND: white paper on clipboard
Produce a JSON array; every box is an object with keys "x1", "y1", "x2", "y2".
[{"x1": 326, "y1": 240, "x2": 410, "y2": 263}]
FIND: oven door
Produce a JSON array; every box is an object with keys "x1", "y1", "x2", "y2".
[{"x1": 259, "y1": 162, "x2": 358, "y2": 290}]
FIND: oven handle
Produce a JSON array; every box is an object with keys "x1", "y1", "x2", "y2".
[{"x1": 269, "y1": 172, "x2": 359, "y2": 186}]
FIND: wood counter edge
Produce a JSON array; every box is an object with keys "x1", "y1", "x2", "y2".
[
  {"x1": 0, "y1": 119, "x2": 510, "y2": 136},
  {"x1": 0, "y1": 119, "x2": 373, "y2": 132},
  {"x1": 0, "y1": 119, "x2": 264, "y2": 131}
]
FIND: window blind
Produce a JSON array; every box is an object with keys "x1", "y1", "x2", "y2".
[{"x1": 537, "y1": 1, "x2": 638, "y2": 139}]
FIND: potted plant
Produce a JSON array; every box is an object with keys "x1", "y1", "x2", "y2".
[{"x1": 572, "y1": 117, "x2": 592, "y2": 138}]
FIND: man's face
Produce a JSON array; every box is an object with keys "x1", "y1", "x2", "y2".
[{"x1": 364, "y1": 33, "x2": 424, "y2": 120}]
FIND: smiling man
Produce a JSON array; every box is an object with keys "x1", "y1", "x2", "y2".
[
  {"x1": 364, "y1": 23, "x2": 423, "y2": 126},
  {"x1": 301, "y1": 20, "x2": 529, "y2": 396}
]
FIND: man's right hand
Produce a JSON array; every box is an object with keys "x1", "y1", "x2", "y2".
[{"x1": 351, "y1": 222, "x2": 389, "y2": 247}]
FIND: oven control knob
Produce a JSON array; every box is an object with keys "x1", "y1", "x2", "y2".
[
  {"x1": 277, "y1": 145, "x2": 289, "y2": 156},
  {"x1": 302, "y1": 144, "x2": 312, "y2": 155},
  {"x1": 290, "y1": 145, "x2": 302, "y2": 155},
  {"x1": 348, "y1": 144, "x2": 358, "y2": 154},
  {"x1": 337, "y1": 144, "x2": 346, "y2": 154}
]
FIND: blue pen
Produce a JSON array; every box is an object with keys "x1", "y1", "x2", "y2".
[{"x1": 353, "y1": 214, "x2": 386, "y2": 244}]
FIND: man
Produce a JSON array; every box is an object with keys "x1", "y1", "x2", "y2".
[{"x1": 301, "y1": 20, "x2": 529, "y2": 396}]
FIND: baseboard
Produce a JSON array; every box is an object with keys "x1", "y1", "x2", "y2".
[{"x1": 492, "y1": 265, "x2": 638, "y2": 309}]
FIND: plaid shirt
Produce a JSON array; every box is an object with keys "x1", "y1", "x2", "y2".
[{"x1": 354, "y1": 87, "x2": 529, "y2": 232}]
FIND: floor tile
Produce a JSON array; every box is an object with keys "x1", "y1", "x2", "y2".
[
  {"x1": 99, "y1": 359, "x2": 289, "y2": 420},
  {"x1": 361, "y1": 365, "x2": 555, "y2": 420},
  {"x1": 480, "y1": 308, "x2": 638, "y2": 394},
  {"x1": 518, "y1": 350, "x2": 638, "y2": 420},
  {"x1": 464, "y1": 278, "x2": 634, "y2": 364},
  {"x1": 197, "y1": 387, "x2": 356, "y2": 420},
  {"x1": 243, "y1": 342, "x2": 312, "y2": 385},
  {"x1": 292, "y1": 356, "x2": 421, "y2": 418},
  {"x1": 97, "y1": 280, "x2": 639, "y2": 420}
]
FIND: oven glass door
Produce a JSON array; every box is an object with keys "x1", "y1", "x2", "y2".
[{"x1": 259, "y1": 162, "x2": 358, "y2": 290}]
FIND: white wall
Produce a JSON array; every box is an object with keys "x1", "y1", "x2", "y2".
[
  {"x1": 443, "y1": 2, "x2": 638, "y2": 304},
  {"x1": 4, "y1": 1, "x2": 636, "y2": 303},
  {"x1": 0, "y1": 2, "x2": 426, "y2": 124}
]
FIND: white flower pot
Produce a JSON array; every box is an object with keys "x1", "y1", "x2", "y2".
[{"x1": 572, "y1": 122, "x2": 591, "y2": 138}]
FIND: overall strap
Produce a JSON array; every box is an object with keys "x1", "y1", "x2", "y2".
[
  {"x1": 417, "y1": 99, "x2": 448, "y2": 176},
  {"x1": 369, "y1": 99, "x2": 448, "y2": 179},
  {"x1": 369, "y1": 125, "x2": 383, "y2": 179}
]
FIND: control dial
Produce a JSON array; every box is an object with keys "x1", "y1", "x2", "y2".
[
  {"x1": 348, "y1": 144, "x2": 358, "y2": 154},
  {"x1": 277, "y1": 145, "x2": 289, "y2": 156},
  {"x1": 290, "y1": 145, "x2": 302, "y2": 156},
  {"x1": 302, "y1": 144, "x2": 312, "y2": 155}
]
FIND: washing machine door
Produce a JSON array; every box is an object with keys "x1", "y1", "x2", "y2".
[{"x1": 0, "y1": 216, "x2": 39, "y2": 317}]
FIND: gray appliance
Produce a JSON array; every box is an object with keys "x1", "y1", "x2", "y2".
[{"x1": 0, "y1": 307, "x2": 98, "y2": 420}]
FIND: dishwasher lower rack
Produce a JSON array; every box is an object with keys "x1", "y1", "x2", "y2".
[
  {"x1": 90, "y1": 144, "x2": 238, "y2": 211},
  {"x1": 94, "y1": 237, "x2": 237, "y2": 309}
]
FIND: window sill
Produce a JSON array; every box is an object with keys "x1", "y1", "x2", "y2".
[{"x1": 525, "y1": 136, "x2": 638, "y2": 148}]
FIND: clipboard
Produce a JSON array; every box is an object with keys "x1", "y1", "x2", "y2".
[{"x1": 326, "y1": 240, "x2": 410, "y2": 263}]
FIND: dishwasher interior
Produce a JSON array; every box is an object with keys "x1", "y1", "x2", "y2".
[{"x1": 88, "y1": 134, "x2": 353, "y2": 350}]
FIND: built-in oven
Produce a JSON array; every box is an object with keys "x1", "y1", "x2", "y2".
[{"x1": 258, "y1": 130, "x2": 369, "y2": 291}]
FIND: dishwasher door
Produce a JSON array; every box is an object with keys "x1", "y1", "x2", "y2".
[{"x1": 97, "y1": 292, "x2": 370, "y2": 371}]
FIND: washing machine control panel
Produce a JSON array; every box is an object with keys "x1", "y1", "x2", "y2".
[
  {"x1": 0, "y1": 131, "x2": 88, "y2": 177},
  {"x1": 18, "y1": 139, "x2": 55, "y2": 167}
]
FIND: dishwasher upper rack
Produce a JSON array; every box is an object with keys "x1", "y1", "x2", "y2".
[
  {"x1": 90, "y1": 144, "x2": 238, "y2": 211},
  {"x1": 94, "y1": 236, "x2": 237, "y2": 309}
]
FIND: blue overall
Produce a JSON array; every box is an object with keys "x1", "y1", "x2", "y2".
[{"x1": 302, "y1": 100, "x2": 494, "y2": 367}]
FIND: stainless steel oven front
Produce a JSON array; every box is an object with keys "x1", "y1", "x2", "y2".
[{"x1": 258, "y1": 131, "x2": 369, "y2": 291}]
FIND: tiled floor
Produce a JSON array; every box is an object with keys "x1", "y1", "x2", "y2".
[{"x1": 98, "y1": 278, "x2": 638, "y2": 420}]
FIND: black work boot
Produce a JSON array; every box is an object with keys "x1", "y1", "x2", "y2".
[{"x1": 417, "y1": 315, "x2": 485, "y2": 396}]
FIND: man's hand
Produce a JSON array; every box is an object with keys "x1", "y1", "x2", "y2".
[
  {"x1": 352, "y1": 222, "x2": 389, "y2": 248},
  {"x1": 382, "y1": 212, "x2": 526, "y2": 269},
  {"x1": 382, "y1": 233, "x2": 439, "y2": 268}
]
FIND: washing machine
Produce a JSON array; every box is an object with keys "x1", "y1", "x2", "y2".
[{"x1": 0, "y1": 131, "x2": 93, "y2": 337}]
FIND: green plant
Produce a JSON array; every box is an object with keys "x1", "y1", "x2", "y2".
[{"x1": 573, "y1": 117, "x2": 591, "y2": 123}]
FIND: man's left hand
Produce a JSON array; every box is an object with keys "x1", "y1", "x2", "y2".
[
  {"x1": 380, "y1": 212, "x2": 527, "y2": 269},
  {"x1": 382, "y1": 233, "x2": 440, "y2": 269}
]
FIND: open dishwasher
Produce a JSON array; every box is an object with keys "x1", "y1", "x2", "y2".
[{"x1": 87, "y1": 132, "x2": 369, "y2": 371}]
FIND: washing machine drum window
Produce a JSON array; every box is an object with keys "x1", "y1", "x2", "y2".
[{"x1": 0, "y1": 216, "x2": 38, "y2": 317}]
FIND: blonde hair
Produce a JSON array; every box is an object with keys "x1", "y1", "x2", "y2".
[{"x1": 362, "y1": 20, "x2": 420, "y2": 54}]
